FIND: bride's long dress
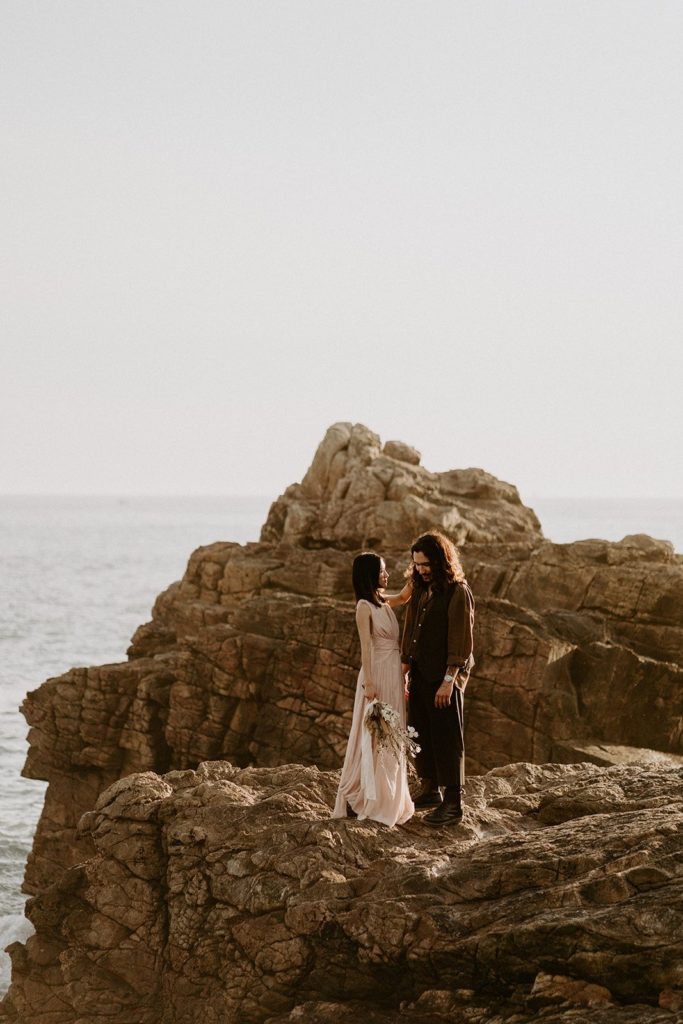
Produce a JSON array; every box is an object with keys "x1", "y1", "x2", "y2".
[{"x1": 333, "y1": 600, "x2": 414, "y2": 826}]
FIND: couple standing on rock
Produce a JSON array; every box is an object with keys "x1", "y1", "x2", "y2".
[{"x1": 333, "y1": 531, "x2": 475, "y2": 828}]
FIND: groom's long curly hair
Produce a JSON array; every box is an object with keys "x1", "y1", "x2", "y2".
[{"x1": 406, "y1": 531, "x2": 466, "y2": 591}]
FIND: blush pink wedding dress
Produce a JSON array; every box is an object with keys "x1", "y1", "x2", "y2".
[{"x1": 333, "y1": 600, "x2": 414, "y2": 826}]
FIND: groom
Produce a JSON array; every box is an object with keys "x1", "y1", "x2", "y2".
[{"x1": 401, "y1": 531, "x2": 475, "y2": 825}]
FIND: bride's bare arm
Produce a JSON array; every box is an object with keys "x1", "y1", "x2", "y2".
[
  {"x1": 384, "y1": 579, "x2": 413, "y2": 609},
  {"x1": 355, "y1": 602, "x2": 376, "y2": 700}
]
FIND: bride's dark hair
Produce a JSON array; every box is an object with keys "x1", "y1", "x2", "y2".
[{"x1": 352, "y1": 552, "x2": 385, "y2": 606}]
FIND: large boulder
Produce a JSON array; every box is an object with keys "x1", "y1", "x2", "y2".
[
  {"x1": 261, "y1": 422, "x2": 541, "y2": 549},
  {"x1": 3, "y1": 760, "x2": 683, "y2": 1023}
]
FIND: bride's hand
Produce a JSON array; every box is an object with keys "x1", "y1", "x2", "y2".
[{"x1": 363, "y1": 681, "x2": 378, "y2": 701}]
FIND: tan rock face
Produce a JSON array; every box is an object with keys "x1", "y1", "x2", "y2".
[
  {"x1": 261, "y1": 422, "x2": 542, "y2": 549},
  {"x1": 3, "y1": 761, "x2": 683, "y2": 1023},
  {"x1": 15, "y1": 423, "x2": 683, "y2": 904}
]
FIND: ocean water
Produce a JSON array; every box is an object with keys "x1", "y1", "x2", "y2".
[
  {"x1": 0, "y1": 494, "x2": 680, "y2": 991},
  {"x1": 530, "y1": 496, "x2": 683, "y2": 551}
]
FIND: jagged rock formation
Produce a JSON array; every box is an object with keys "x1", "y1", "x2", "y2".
[
  {"x1": 260, "y1": 421, "x2": 541, "y2": 549},
  {"x1": 3, "y1": 760, "x2": 683, "y2": 1022},
  {"x1": 16, "y1": 423, "x2": 683, "y2": 900}
]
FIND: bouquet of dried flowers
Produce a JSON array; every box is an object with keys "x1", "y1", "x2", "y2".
[{"x1": 363, "y1": 700, "x2": 420, "y2": 778}]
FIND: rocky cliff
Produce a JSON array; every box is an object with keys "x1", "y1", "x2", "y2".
[
  {"x1": 4, "y1": 422, "x2": 683, "y2": 1021},
  {"x1": 18, "y1": 423, "x2": 683, "y2": 896},
  {"x1": 3, "y1": 760, "x2": 682, "y2": 1022}
]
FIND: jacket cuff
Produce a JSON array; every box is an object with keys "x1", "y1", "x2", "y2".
[{"x1": 449, "y1": 654, "x2": 475, "y2": 673}]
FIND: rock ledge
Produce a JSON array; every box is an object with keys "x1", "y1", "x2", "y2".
[{"x1": 2, "y1": 760, "x2": 682, "y2": 1023}]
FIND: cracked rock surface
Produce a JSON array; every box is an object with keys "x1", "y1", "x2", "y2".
[
  {"x1": 16, "y1": 423, "x2": 683, "y2": 900},
  {"x1": 2, "y1": 760, "x2": 682, "y2": 1023}
]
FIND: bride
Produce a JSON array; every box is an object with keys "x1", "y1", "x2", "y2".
[{"x1": 333, "y1": 552, "x2": 414, "y2": 826}]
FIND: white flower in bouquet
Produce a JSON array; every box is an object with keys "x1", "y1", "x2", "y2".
[{"x1": 363, "y1": 700, "x2": 420, "y2": 777}]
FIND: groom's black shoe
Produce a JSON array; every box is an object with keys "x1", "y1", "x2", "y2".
[
  {"x1": 424, "y1": 789, "x2": 463, "y2": 826},
  {"x1": 413, "y1": 781, "x2": 442, "y2": 808}
]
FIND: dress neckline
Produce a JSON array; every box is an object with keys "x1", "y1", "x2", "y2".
[{"x1": 357, "y1": 599, "x2": 396, "y2": 620}]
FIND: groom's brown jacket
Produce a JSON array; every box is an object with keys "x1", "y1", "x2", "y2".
[{"x1": 401, "y1": 580, "x2": 475, "y2": 685}]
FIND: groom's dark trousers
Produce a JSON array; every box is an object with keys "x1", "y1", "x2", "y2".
[
  {"x1": 402, "y1": 581, "x2": 474, "y2": 789},
  {"x1": 409, "y1": 665, "x2": 464, "y2": 786}
]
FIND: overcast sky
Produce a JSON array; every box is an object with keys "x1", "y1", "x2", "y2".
[{"x1": 2, "y1": 1, "x2": 681, "y2": 499}]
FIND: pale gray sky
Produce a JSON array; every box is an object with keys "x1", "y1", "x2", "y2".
[{"x1": 1, "y1": 1, "x2": 681, "y2": 498}]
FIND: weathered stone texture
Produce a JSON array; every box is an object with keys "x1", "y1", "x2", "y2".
[
  {"x1": 261, "y1": 422, "x2": 542, "y2": 549},
  {"x1": 16, "y1": 423, "x2": 683, "y2": 901},
  {"x1": 4, "y1": 421, "x2": 683, "y2": 1021},
  {"x1": 3, "y1": 761, "x2": 682, "y2": 1023}
]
